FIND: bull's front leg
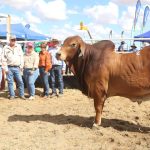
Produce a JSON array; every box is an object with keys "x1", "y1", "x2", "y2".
[
  {"x1": 93, "y1": 95, "x2": 106, "y2": 128},
  {"x1": 92, "y1": 83, "x2": 107, "y2": 128}
]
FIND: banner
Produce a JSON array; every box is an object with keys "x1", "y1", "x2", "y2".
[
  {"x1": 109, "y1": 30, "x2": 112, "y2": 39},
  {"x1": 133, "y1": 0, "x2": 141, "y2": 30},
  {"x1": 80, "y1": 21, "x2": 88, "y2": 30},
  {"x1": 142, "y1": 6, "x2": 150, "y2": 29},
  {"x1": 25, "y1": 24, "x2": 30, "y2": 29},
  {"x1": 121, "y1": 31, "x2": 124, "y2": 38}
]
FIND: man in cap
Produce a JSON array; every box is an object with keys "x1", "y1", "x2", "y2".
[{"x1": 2, "y1": 35, "x2": 25, "y2": 100}]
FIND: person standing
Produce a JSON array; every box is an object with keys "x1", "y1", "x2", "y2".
[
  {"x1": 39, "y1": 42, "x2": 52, "y2": 98},
  {"x1": 0, "y1": 42, "x2": 3, "y2": 88},
  {"x1": 23, "y1": 42, "x2": 39, "y2": 100},
  {"x1": 49, "y1": 39, "x2": 66, "y2": 97},
  {"x1": 129, "y1": 44, "x2": 137, "y2": 52},
  {"x1": 118, "y1": 41, "x2": 125, "y2": 52},
  {"x1": 2, "y1": 35, "x2": 25, "y2": 100}
]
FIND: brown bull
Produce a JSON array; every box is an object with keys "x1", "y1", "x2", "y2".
[{"x1": 57, "y1": 35, "x2": 150, "y2": 127}]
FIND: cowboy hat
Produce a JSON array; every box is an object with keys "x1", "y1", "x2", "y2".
[{"x1": 130, "y1": 43, "x2": 137, "y2": 48}]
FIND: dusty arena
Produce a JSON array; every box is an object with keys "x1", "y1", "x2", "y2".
[{"x1": 0, "y1": 86, "x2": 150, "y2": 150}]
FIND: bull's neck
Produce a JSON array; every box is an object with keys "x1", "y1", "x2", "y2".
[{"x1": 70, "y1": 46, "x2": 91, "y2": 94}]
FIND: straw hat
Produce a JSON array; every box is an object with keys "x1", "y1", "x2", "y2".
[{"x1": 51, "y1": 39, "x2": 59, "y2": 45}]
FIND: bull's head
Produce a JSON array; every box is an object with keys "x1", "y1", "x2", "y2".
[{"x1": 56, "y1": 36, "x2": 85, "y2": 61}]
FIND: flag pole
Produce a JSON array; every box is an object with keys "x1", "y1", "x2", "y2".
[
  {"x1": 80, "y1": 21, "x2": 93, "y2": 43},
  {"x1": 87, "y1": 30, "x2": 92, "y2": 40},
  {"x1": 6, "y1": 15, "x2": 11, "y2": 42}
]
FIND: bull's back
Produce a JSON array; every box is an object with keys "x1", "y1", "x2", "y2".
[{"x1": 107, "y1": 46, "x2": 150, "y2": 98}]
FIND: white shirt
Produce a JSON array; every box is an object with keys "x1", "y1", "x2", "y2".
[
  {"x1": 2, "y1": 43, "x2": 24, "y2": 71},
  {"x1": 49, "y1": 46, "x2": 66, "y2": 71}
]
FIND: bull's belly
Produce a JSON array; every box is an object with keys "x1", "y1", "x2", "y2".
[
  {"x1": 107, "y1": 77, "x2": 150, "y2": 103},
  {"x1": 108, "y1": 87, "x2": 150, "y2": 97},
  {"x1": 108, "y1": 88, "x2": 150, "y2": 104}
]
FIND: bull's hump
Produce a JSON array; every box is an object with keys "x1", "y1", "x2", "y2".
[{"x1": 93, "y1": 40, "x2": 115, "y2": 51}]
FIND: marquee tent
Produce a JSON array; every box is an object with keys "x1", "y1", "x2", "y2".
[
  {"x1": 0, "y1": 23, "x2": 49, "y2": 40},
  {"x1": 134, "y1": 30, "x2": 150, "y2": 42}
]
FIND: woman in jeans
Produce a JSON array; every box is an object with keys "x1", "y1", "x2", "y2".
[
  {"x1": 23, "y1": 42, "x2": 39, "y2": 100},
  {"x1": 39, "y1": 42, "x2": 52, "y2": 98}
]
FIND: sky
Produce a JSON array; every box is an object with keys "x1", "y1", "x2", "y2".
[{"x1": 0, "y1": 0, "x2": 150, "y2": 40}]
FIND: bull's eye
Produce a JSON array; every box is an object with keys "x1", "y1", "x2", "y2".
[{"x1": 70, "y1": 43, "x2": 77, "y2": 48}]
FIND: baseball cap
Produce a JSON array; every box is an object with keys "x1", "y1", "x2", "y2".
[
  {"x1": 10, "y1": 34, "x2": 16, "y2": 40},
  {"x1": 26, "y1": 42, "x2": 34, "y2": 47}
]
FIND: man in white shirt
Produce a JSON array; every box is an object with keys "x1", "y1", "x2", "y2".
[
  {"x1": 49, "y1": 39, "x2": 66, "y2": 97},
  {"x1": 2, "y1": 35, "x2": 25, "y2": 100}
]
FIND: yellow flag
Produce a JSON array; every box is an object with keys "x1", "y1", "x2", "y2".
[{"x1": 80, "y1": 21, "x2": 88, "y2": 30}]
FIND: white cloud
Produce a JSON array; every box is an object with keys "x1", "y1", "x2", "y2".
[
  {"x1": 25, "y1": 11, "x2": 41, "y2": 24},
  {"x1": 34, "y1": 0, "x2": 67, "y2": 20},
  {"x1": 67, "y1": 9, "x2": 79, "y2": 15},
  {"x1": 1, "y1": 0, "x2": 34, "y2": 9},
  {"x1": 49, "y1": 24, "x2": 78, "y2": 40},
  {"x1": 118, "y1": 5, "x2": 146, "y2": 33},
  {"x1": 0, "y1": 13, "x2": 25, "y2": 24},
  {"x1": 85, "y1": 23, "x2": 113, "y2": 39},
  {"x1": 1, "y1": 0, "x2": 67, "y2": 21},
  {"x1": 29, "y1": 23, "x2": 43, "y2": 34},
  {"x1": 118, "y1": 6, "x2": 135, "y2": 31},
  {"x1": 48, "y1": 22, "x2": 113, "y2": 40},
  {"x1": 84, "y1": 2, "x2": 119, "y2": 24}
]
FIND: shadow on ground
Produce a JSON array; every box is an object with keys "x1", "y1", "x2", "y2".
[
  {"x1": 35, "y1": 75, "x2": 80, "y2": 89},
  {"x1": 8, "y1": 114, "x2": 150, "y2": 133}
]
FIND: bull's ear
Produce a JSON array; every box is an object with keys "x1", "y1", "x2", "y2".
[{"x1": 79, "y1": 40, "x2": 86, "y2": 56}]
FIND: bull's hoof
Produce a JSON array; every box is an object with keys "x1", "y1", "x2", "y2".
[{"x1": 92, "y1": 123, "x2": 102, "y2": 130}]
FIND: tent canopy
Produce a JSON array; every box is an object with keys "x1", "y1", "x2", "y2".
[
  {"x1": 134, "y1": 30, "x2": 150, "y2": 42},
  {"x1": 0, "y1": 23, "x2": 49, "y2": 40}
]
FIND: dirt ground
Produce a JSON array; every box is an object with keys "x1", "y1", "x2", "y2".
[{"x1": 0, "y1": 88, "x2": 150, "y2": 150}]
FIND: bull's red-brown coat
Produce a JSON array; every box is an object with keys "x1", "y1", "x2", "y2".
[{"x1": 57, "y1": 36, "x2": 150, "y2": 127}]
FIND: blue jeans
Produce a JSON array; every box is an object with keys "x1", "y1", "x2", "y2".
[
  {"x1": 23, "y1": 69, "x2": 39, "y2": 96},
  {"x1": 7, "y1": 66, "x2": 24, "y2": 97},
  {"x1": 0, "y1": 66, "x2": 2, "y2": 87},
  {"x1": 50, "y1": 65, "x2": 64, "y2": 94},
  {"x1": 39, "y1": 67, "x2": 49, "y2": 96}
]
